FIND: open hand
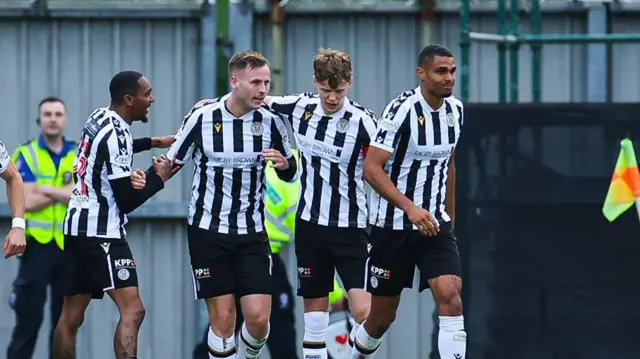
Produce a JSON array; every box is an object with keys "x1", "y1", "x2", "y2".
[
  {"x1": 4, "y1": 228, "x2": 26, "y2": 259},
  {"x1": 131, "y1": 170, "x2": 146, "y2": 190},
  {"x1": 263, "y1": 149, "x2": 289, "y2": 170},
  {"x1": 406, "y1": 205, "x2": 439, "y2": 236}
]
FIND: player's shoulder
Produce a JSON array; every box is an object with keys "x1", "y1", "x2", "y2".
[
  {"x1": 259, "y1": 104, "x2": 286, "y2": 122},
  {"x1": 347, "y1": 99, "x2": 377, "y2": 123},
  {"x1": 384, "y1": 88, "x2": 419, "y2": 116},
  {"x1": 445, "y1": 95, "x2": 464, "y2": 109},
  {"x1": 16, "y1": 138, "x2": 37, "y2": 150},
  {"x1": 186, "y1": 97, "x2": 224, "y2": 118}
]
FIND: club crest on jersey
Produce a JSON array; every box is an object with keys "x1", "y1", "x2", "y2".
[
  {"x1": 446, "y1": 112, "x2": 455, "y2": 127},
  {"x1": 336, "y1": 118, "x2": 350, "y2": 133},
  {"x1": 63, "y1": 171, "x2": 73, "y2": 185},
  {"x1": 304, "y1": 110, "x2": 312, "y2": 121},
  {"x1": 251, "y1": 122, "x2": 263, "y2": 136},
  {"x1": 214, "y1": 122, "x2": 222, "y2": 133},
  {"x1": 418, "y1": 115, "x2": 425, "y2": 126}
]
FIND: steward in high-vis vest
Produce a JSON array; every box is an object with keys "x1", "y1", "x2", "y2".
[{"x1": 7, "y1": 97, "x2": 76, "y2": 359}]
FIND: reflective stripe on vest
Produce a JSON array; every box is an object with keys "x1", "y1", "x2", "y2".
[{"x1": 18, "y1": 139, "x2": 75, "y2": 250}]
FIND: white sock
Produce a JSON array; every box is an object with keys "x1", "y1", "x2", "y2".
[
  {"x1": 207, "y1": 327, "x2": 237, "y2": 359},
  {"x1": 349, "y1": 322, "x2": 381, "y2": 359},
  {"x1": 237, "y1": 321, "x2": 268, "y2": 359},
  {"x1": 303, "y1": 311, "x2": 329, "y2": 359},
  {"x1": 438, "y1": 315, "x2": 467, "y2": 359},
  {"x1": 349, "y1": 322, "x2": 361, "y2": 348}
]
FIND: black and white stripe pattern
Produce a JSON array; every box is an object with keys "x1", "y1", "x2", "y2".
[
  {"x1": 269, "y1": 93, "x2": 378, "y2": 228},
  {"x1": 0, "y1": 140, "x2": 10, "y2": 175},
  {"x1": 369, "y1": 87, "x2": 464, "y2": 230},
  {"x1": 167, "y1": 94, "x2": 295, "y2": 235},
  {"x1": 64, "y1": 107, "x2": 134, "y2": 239}
]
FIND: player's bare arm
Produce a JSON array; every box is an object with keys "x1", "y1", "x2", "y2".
[
  {"x1": 36, "y1": 184, "x2": 73, "y2": 204},
  {"x1": 364, "y1": 147, "x2": 439, "y2": 236},
  {"x1": 445, "y1": 151, "x2": 456, "y2": 227},
  {"x1": 1, "y1": 161, "x2": 26, "y2": 258},
  {"x1": 23, "y1": 182, "x2": 56, "y2": 211}
]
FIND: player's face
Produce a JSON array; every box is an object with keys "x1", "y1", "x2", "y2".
[
  {"x1": 313, "y1": 77, "x2": 352, "y2": 115},
  {"x1": 126, "y1": 76, "x2": 155, "y2": 123},
  {"x1": 418, "y1": 55, "x2": 456, "y2": 98},
  {"x1": 231, "y1": 65, "x2": 271, "y2": 110},
  {"x1": 39, "y1": 101, "x2": 67, "y2": 137}
]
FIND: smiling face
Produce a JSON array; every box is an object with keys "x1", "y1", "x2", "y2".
[{"x1": 129, "y1": 76, "x2": 155, "y2": 123}]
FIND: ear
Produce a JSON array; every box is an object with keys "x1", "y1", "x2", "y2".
[
  {"x1": 123, "y1": 95, "x2": 135, "y2": 107},
  {"x1": 312, "y1": 75, "x2": 317, "y2": 86},
  {"x1": 230, "y1": 75, "x2": 238, "y2": 90},
  {"x1": 416, "y1": 67, "x2": 426, "y2": 81}
]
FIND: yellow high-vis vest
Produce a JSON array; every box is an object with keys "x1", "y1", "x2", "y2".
[
  {"x1": 13, "y1": 138, "x2": 76, "y2": 250},
  {"x1": 264, "y1": 149, "x2": 300, "y2": 254}
]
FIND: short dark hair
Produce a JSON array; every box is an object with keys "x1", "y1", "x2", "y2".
[
  {"x1": 109, "y1": 71, "x2": 144, "y2": 105},
  {"x1": 228, "y1": 51, "x2": 269, "y2": 74},
  {"x1": 38, "y1": 96, "x2": 66, "y2": 110},
  {"x1": 417, "y1": 45, "x2": 454, "y2": 67}
]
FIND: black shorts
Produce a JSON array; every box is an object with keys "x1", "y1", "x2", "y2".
[
  {"x1": 187, "y1": 225, "x2": 273, "y2": 299},
  {"x1": 366, "y1": 222, "x2": 462, "y2": 297},
  {"x1": 64, "y1": 235, "x2": 139, "y2": 299},
  {"x1": 295, "y1": 218, "x2": 369, "y2": 298}
]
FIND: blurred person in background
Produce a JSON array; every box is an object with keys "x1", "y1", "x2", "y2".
[{"x1": 0, "y1": 139, "x2": 27, "y2": 259}]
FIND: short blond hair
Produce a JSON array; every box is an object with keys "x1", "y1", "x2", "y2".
[
  {"x1": 313, "y1": 48, "x2": 352, "y2": 89},
  {"x1": 228, "y1": 51, "x2": 269, "y2": 74}
]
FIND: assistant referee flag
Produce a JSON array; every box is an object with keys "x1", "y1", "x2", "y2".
[{"x1": 603, "y1": 138, "x2": 640, "y2": 222}]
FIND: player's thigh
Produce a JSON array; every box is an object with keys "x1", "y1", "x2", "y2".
[
  {"x1": 235, "y1": 233, "x2": 273, "y2": 298},
  {"x1": 366, "y1": 227, "x2": 415, "y2": 297},
  {"x1": 294, "y1": 218, "x2": 335, "y2": 298},
  {"x1": 416, "y1": 222, "x2": 463, "y2": 293},
  {"x1": 64, "y1": 235, "x2": 108, "y2": 300},
  {"x1": 333, "y1": 227, "x2": 369, "y2": 292},
  {"x1": 187, "y1": 225, "x2": 235, "y2": 299}
]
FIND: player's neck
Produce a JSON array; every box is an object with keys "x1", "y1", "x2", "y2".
[
  {"x1": 41, "y1": 134, "x2": 64, "y2": 153},
  {"x1": 421, "y1": 87, "x2": 444, "y2": 110},
  {"x1": 225, "y1": 96, "x2": 251, "y2": 118},
  {"x1": 109, "y1": 105, "x2": 133, "y2": 125}
]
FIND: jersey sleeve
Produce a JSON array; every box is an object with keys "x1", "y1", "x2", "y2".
[
  {"x1": 267, "y1": 93, "x2": 311, "y2": 118},
  {"x1": 166, "y1": 108, "x2": 203, "y2": 165},
  {"x1": 360, "y1": 113, "x2": 378, "y2": 157},
  {"x1": 271, "y1": 115, "x2": 294, "y2": 159},
  {"x1": 105, "y1": 130, "x2": 132, "y2": 180},
  {"x1": 13, "y1": 152, "x2": 35, "y2": 182},
  {"x1": 0, "y1": 141, "x2": 10, "y2": 175},
  {"x1": 370, "y1": 100, "x2": 411, "y2": 154}
]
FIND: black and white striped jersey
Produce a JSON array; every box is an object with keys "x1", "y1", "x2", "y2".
[
  {"x1": 268, "y1": 93, "x2": 378, "y2": 228},
  {"x1": 64, "y1": 108, "x2": 134, "y2": 239},
  {"x1": 0, "y1": 140, "x2": 10, "y2": 175},
  {"x1": 166, "y1": 94, "x2": 295, "y2": 235},
  {"x1": 369, "y1": 87, "x2": 464, "y2": 231}
]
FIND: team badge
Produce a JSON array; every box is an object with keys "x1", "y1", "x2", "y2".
[
  {"x1": 446, "y1": 112, "x2": 455, "y2": 127},
  {"x1": 336, "y1": 118, "x2": 350, "y2": 133},
  {"x1": 63, "y1": 171, "x2": 73, "y2": 185},
  {"x1": 251, "y1": 122, "x2": 263, "y2": 136}
]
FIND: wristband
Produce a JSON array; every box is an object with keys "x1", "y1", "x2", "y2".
[{"x1": 12, "y1": 218, "x2": 26, "y2": 229}]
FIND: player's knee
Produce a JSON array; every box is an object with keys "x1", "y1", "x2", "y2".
[
  {"x1": 57, "y1": 310, "x2": 85, "y2": 334},
  {"x1": 437, "y1": 291, "x2": 462, "y2": 316},
  {"x1": 349, "y1": 300, "x2": 370, "y2": 323},
  {"x1": 244, "y1": 308, "x2": 270, "y2": 331},
  {"x1": 120, "y1": 302, "x2": 146, "y2": 326}
]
